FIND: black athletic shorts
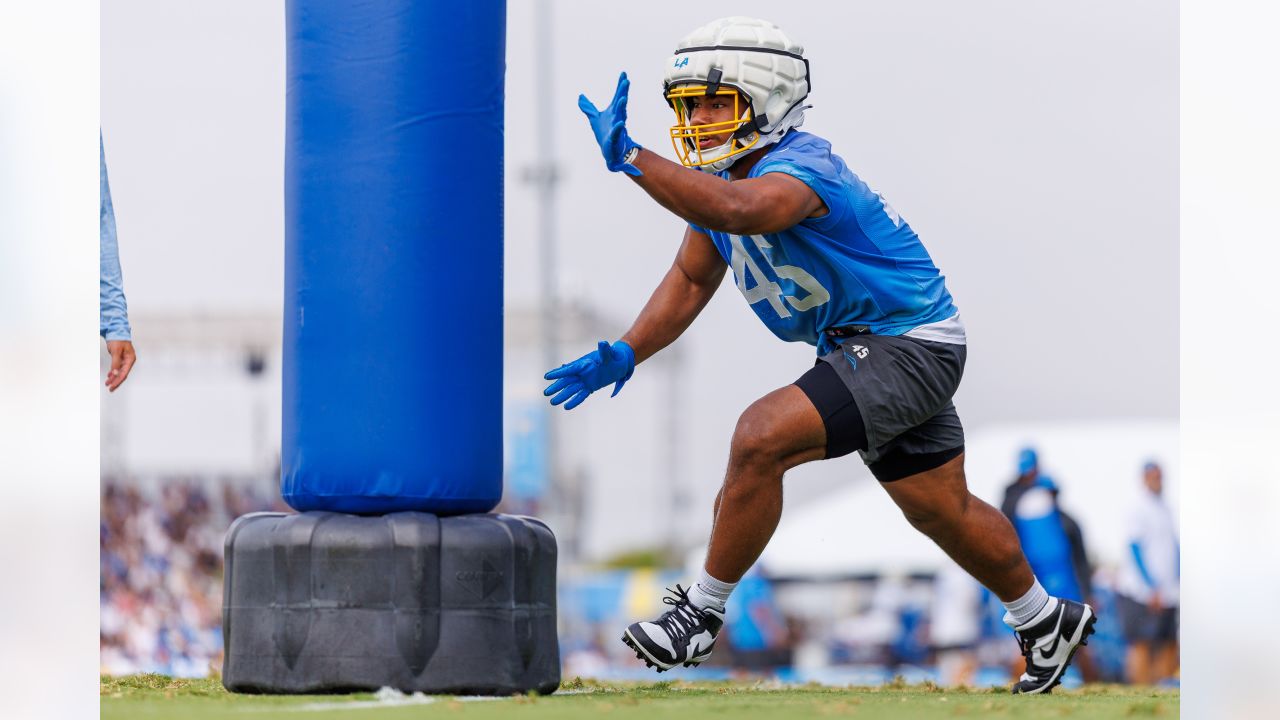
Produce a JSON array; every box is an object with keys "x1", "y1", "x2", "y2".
[
  {"x1": 794, "y1": 333, "x2": 966, "y2": 482},
  {"x1": 1117, "y1": 594, "x2": 1180, "y2": 644}
]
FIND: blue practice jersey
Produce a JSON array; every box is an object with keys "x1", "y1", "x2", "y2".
[
  {"x1": 691, "y1": 131, "x2": 962, "y2": 355},
  {"x1": 1012, "y1": 486, "x2": 1085, "y2": 602}
]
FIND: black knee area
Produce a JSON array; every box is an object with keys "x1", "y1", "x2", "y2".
[
  {"x1": 869, "y1": 444, "x2": 965, "y2": 483},
  {"x1": 794, "y1": 361, "x2": 867, "y2": 459}
]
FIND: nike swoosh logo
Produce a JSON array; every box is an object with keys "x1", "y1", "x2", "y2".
[
  {"x1": 687, "y1": 631, "x2": 713, "y2": 657},
  {"x1": 1039, "y1": 610, "x2": 1066, "y2": 659}
]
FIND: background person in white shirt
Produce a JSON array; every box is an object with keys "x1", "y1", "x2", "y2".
[
  {"x1": 930, "y1": 560, "x2": 983, "y2": 687},
  {"x1": 1116, "y1": 461, "x2": 1179, "y2": 684}
]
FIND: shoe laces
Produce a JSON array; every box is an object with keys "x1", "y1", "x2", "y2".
[
  {"x1": 1018, "y1": 631, "x2": 1035, "y2": 658},
  {"x1": 1017, "y1": 631, "x2": 1047, "y2": 677},
  {"x1": 655, "y1": 584, "x2": 705, "y2": 640}
]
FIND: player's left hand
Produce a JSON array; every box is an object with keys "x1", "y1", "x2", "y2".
[
  {"x1": 579, "y1": 72, "x2": 643, "y2": 177},
  {"x1": 543, "y1": 340, "x2": 636, "y2": 410}
]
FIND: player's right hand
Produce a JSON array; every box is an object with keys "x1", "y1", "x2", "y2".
[{"x1": 543, "y1": 340, "x2": 636, "y2": 410}]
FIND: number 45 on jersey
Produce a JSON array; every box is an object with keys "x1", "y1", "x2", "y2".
[{"x1": 729, "y1": 234, "x2": 830, "y2": 318}]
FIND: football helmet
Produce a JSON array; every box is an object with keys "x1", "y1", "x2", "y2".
[{"x1": 663, "y1": 17, "x2": 811, "y2": 172}]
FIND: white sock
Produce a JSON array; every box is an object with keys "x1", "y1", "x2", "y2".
[
  {"x1": 1002, "y1": 577, "x2": 1057, "y2": 628},
  {"x1": 687, "y1": 568, "x2": 736, "y2": 612}
]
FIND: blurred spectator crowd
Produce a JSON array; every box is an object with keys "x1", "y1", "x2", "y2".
[
  {"x1": 102, "y1": 450, "x2": 1177, "y2": 687},
  {"x1": 99, "y1": 477, "x2": 287, "y2": 677}
]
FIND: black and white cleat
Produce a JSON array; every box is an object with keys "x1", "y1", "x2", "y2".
[
  {"x1": 1011, "y1": 599, "x2": 1098, "y2": 695},
  {"x1": 620, "y1": 584, "x2": 724, "y2": 673},
  {"x1": 622, "y1": 635, "x2": 667, "y2": 673}
]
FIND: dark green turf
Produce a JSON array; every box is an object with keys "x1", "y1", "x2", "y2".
[{"x1": 100, "y1": 674, "x2": 1179, "y2": 719}]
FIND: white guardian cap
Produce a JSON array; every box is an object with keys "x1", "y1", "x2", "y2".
[{"x1": 663, "y1": 17, "x2": 811, "y2": 172}]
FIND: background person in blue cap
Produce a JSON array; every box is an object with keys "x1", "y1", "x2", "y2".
[
  {"x1": 1029, "y1": 474, "x2": 1098, "y2": 682},
  {"x1": 1001, "y1": 447, "x2": 1042, "y2": 520},
  {"x1": 1037, "y1": 476, "x2": 1093, "y2": 607},
  {"x1": 1001, "y1": 452, "x2": 1098, "y2": 681},
  {"x1": 998, "y1": 445, "x2": 1090, "y2": 597},
  {"x1": 1001, "y1": 450, "x2": 1090, "y2": 606},
  {"x1": 1007, "y1": 475, "x2": 1084, "y2": 611}
]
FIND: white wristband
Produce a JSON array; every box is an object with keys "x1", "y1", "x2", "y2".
[{"x1": 623, "y1": 146, "x2": 641, "y2": 166}]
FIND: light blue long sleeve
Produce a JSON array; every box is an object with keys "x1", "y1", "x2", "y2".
[
  {"x1": 100, "y1": 134, "x2": 132, "y2": 341},
  {"x1": 1130, "y1": 541, "x2": 1156, "y2": 590}
]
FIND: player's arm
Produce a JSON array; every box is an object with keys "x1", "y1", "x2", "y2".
[
  {"x1": 621, "y1": 225, "x2": 727, "y2": 364},
  {"x1": 542, "y1": 226, "x2": 725, "y2": 410},
  {"x1": 627, "y1": 149, "x2": 824, "y2": 236},
  {"x1": 578, "y1": 72, "x2": 823, "y2": 235}
]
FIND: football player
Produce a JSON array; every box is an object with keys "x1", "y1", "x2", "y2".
[{"x1": 545, "y1": 16, "x2": 1094, "y2": 693}]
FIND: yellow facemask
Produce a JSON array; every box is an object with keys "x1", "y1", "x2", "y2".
[{"x1": 665, "y1": 84, "x2": 760, "y2": 170}]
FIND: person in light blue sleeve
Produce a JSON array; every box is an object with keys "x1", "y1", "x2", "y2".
[
  {"x1": 1116, "y1": 461, "x2": 1179, "y2": 685},
  {"x1": 101, "y1": 134, "x2": 136, "y2": 391},
  {"x1": 544, "y1": 17, "x2": 1095, "y2": 693}
]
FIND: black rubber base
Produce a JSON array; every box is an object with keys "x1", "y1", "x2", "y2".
[{"x1": 222, "y1": 511, "x2": 560, "y2": 695}]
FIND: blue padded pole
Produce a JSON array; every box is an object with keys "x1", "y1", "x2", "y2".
[{"x1": 282, "y1": 0, "x2": 506, "y2": 514}]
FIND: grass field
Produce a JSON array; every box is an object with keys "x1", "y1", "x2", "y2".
[{"x1": 101, "y1": 674, "x2": 1179, "y2": 719}]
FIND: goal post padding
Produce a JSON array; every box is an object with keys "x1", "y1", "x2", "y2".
[{"x1": 282, "y1": 0, "x2": 506, "y2": 515}]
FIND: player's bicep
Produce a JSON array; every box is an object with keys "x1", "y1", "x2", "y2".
[
  {"x1": 674, "y1": 225, "x2": 727, "y2": 289},
  {"x1": 727, "y1": 172, "x2": 826, "y2": 235}
]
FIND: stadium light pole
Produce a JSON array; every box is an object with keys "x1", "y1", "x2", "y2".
[
  {"x1": 664, "y1": 342, "x2": 688, "y2": 561},
  {"x1": 526, "y1": 0, "x2": 576, "y2": 560}
]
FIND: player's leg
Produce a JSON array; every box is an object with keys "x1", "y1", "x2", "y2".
[
  {"x1": 697, "y1": 359, "x2": 869, "y2": 590},
  {"x1": 703, "y1": 384, "x2": 827, "y2": 581},
  {"x1": 878, "y1": 454, "x2": 1032, "y2": 600},
  {"x1": 877, "y1": 453, "x2": 1096, "y2": 694},
  {"x1": 621, "y1": 381, "x2": 829, "y2": 671}
]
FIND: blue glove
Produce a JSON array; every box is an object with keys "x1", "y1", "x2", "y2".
[
  {"x1": 579, "y1": 72, "x2": 643, "y2": 177},
  {"x1": 543, "y1": 340, "x2": 636, "y2": 410}
]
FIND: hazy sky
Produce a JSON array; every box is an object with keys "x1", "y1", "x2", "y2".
[
  {"x1": 102, "y1": 0, "x2": 1177, "y2": 555},
  {"x1": 103, "y1": 0, "x2": 1177, "y2": 422}
]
